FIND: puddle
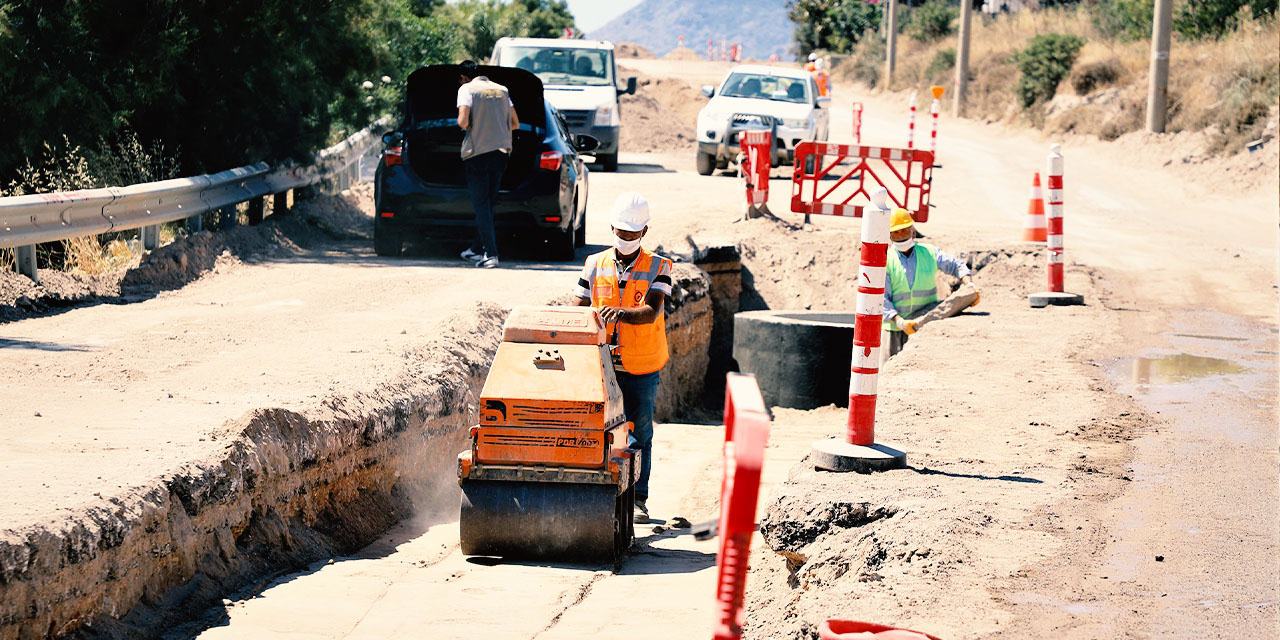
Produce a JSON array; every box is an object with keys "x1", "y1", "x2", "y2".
[{"x1": 1127, "y1": 353, "x2": 1247, "y2": 385}]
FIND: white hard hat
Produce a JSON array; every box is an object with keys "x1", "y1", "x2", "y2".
[
  {"x1": 808, "y1": 53, "x2": 817, "y2": 61},
  {"x1": 610, "y1": 192, "x2": 650, "y2": 232}
]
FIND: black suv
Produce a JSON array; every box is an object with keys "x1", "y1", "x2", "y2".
[{"x1": 373, "y1": 64, "x2": 595, "y2": 259}]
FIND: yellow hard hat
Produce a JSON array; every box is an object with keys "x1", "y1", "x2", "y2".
[{"x1": 889, "y1": 208, "x2": 915, "y2": 232}]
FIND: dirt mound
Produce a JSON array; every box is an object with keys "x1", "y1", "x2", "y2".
[
  {"x1": 662, "y1": 46, "x2": 701, "y2": 61},
  {"x1": 620, "y1": 72, "x2": 704, "y2": 154},
  {"x1": 1, "y1": 184, "x2": 374, "y2": 322},
  {"x1": 615, "y1": 42, "x2": 654, "y2": 58}
]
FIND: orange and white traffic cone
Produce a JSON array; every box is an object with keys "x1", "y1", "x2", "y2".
[{"x1": 1023, "y1": 171, "x2": 1047, "y2": 243}]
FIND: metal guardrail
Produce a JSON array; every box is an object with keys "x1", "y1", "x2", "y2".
[{"x1": 0, "y1": 116, "x2": 392, "y2": 282}]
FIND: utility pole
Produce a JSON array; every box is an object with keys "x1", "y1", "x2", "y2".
[
  {"x1": 885, "y1": 0, "x2": 898, "y2": 86},
  {"x1": 1146, "y1": 0, "x2": 1173, "y2": 132},
  {"x1": 953, "y1": 0, "x2": 973, "y2": 117}
]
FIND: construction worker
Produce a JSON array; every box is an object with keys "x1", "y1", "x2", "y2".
[
  {"x1": 882, "y1": 208, "x2": 980, "y2": 358},
  {"x1": 814, "y1": 57, "x2": 831, "y2": 97},
  {"x1": 573, "y1": 192, "x2": 674, "y2": 523}
]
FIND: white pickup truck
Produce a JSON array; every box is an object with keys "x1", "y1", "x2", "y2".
[
  {"x1": 695, "y1": 64, "x2": 830, "y2": 175},
  {"x1": 491, "y1": 37, "x2": 637, "y2": 172}
]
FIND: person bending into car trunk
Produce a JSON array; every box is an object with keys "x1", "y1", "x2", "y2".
[{"x1": 457, "y1": 60, "x2": 520, "y2": 269}]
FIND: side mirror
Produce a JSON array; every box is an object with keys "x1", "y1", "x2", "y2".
[
  {"x1": 620, "y1": 77, "x2": 637, "y2": 95},
  {"x1": 574, "y1": 134, "x2": 600, "y2": 152},
  {"x1": 701, "y1": 85, "x2": 715, "y2": 98},
  {"x1": 382, "y1": 131, "x2": 404, "y2": 146},
  {"x1": 815, "y1": 96, "x2": 832, "y2": 109}
]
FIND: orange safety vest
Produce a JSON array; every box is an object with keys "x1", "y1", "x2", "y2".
[
  {"x1": 816, "y1": 71, "x2": 830, "y2": 96},
  {"x1": 589, "y1": 248, "x2": 670, "y2": 375}
]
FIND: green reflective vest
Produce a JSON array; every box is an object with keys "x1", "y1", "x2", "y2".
[{"x1": 884, "y1": 243, "x2": 939, "y2": 331}]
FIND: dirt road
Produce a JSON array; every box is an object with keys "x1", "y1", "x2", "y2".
[{"x1": 3, "y1": 58, "x2": 1276, "y2": 638}]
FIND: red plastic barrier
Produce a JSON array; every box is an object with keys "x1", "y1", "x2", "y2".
[
  {"x1": 711, "y1": 373, "x2": 771, "y2": 640},
  {"x1": 820, "y1": 620, "x2": 942, "y2": 640},
  {"x1": 740, "y1": 130, "x2": 772, "y2": 207},
  {"x1": 790, "y1": 142, "x2": 934, "y2": 222}
]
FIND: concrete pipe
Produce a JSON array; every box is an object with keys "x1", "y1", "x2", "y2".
[{"x1": 732, "y1": 310, "x2": 854, "y2": 410}]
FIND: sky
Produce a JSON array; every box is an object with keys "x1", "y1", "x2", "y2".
[{"x1": 566, "y1": 0, "x2": 643, "y2": 33}]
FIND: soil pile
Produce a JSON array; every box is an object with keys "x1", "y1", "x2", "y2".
[
  {"x1": 619, "y1": 71, "x2": 704, "y2": 154},
  {"x1": 615, "y1": 42, "x2": 654, "y2": 58},
  {"x1": 662, "y1": 46, "x2": 702, "y2": 61}
]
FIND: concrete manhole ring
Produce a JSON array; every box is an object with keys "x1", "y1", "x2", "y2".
[{"x1": 732, "y1": 310, "x2": 855, "y2": 410}]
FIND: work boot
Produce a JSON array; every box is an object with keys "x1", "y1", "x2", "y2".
[{"x1": 633, "y1": 499, "x2": 649, "y2": 523}]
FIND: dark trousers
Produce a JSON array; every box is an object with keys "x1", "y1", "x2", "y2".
[
  {"x1": 616, "y1": 370, "x2": 661, "y2": 501},
  {"x1": 463, "y1": 150, "x2": 507, "y2": 257}
]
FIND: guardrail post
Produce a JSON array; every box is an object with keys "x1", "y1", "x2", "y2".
[
  {"x1": 273, "y1": 190, "x2": 291, "y2": 216},
  {"x1": 186, "y1": 214, "x2": 203, "y2": 234},
  {"x1": 141, "y1": 225, "x2": 160, "y2": 250},
  {"x1": 15, "y1": 245, "x2": 38, "y2": 283},
  {"x1": 247, "y1": 197, "x2": 265, "y2": 226},
  {"x1": 218, "y1": 205, "x2": 238, "y2": 230}
]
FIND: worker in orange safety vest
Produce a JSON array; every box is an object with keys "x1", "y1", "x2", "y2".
[{"x1": 573, "y1": 192, "x2": 674, "y2": 524}]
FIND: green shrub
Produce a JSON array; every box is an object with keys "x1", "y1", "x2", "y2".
[
  {"x1": 789, "y1": 0, "x2": 883, "y2": 55},
  {"x1": 1070, "y1": 60, "x2": 1122, "y2": 95},
  {"x1": 1089, "y1": 0, "x2": 1153, "y2": 41},
  {"x1": 907, "y1": 0, "x2": 958, "y2": 43},
  {"x1": 1173, "y1": 0, "x2": 1275, "y2": 40},
  {"x1": 926, "y1": 48, "x2": 957, "y2": 80},
  {"x1": 1016, "y1": 34, "x2": 1086, "y2": 108}
]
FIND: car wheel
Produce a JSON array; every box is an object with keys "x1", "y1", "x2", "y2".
[
  {"x1": 696, "y1": 151, "x2": 715, "y2": 176},
  {"x1": 598, "y1": 153, "x2": 619, "y2": 172},
  {"x1": 373, "y1": 222, "x2": 402, "y2": 257},
  {"x1": 574, "y1": 207, "x2": 586, "y2": 248},
  {"x1": 547, "y1": 226, "x2": 576, "y2": 261}
]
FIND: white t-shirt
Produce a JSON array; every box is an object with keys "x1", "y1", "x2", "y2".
[{"x1": 456, "y1": 82, "x2": 515, "y2": 109}]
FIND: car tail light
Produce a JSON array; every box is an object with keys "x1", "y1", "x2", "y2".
[
  {"x1": 380, "y1": 211, "x2": 395, "y2": 219},
  {"x1": 539, "y1": 151, "x2": 562, "y2": 171},
  {"x1": 384, "y1": 146, "x2": 403, "y2": 167},
  {"x1": 543, "y1": 215, "x2": 562, "y2": 223}
]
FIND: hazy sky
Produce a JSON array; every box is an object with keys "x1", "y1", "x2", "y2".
[{"x1": 567, "y1": 0, "x2": 643, "y2": 32}]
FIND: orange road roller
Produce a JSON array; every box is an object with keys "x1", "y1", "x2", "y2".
[{"x1": 457, "y1": 306, "x2": 638, "y2": 562}]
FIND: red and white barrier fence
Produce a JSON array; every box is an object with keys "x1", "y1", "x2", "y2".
[
  {"x1": 711, "y1": 373, "x2": 772, "y2": 640},
  {"x1": 790, "y1": 142, "x2": 935, "y2": 222},
  {"x1": 740, "y1": 131, "x2": 772, "y2": 207},
  {"x1": 852, "y1": 102, "x2": 863, "y2": 145}
]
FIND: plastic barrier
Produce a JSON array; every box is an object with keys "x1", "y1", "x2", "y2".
[
  {"x1": 790, "y1": 142, "x2": 935, "y2": 222},
  {"x1": 740, "y1": 131, "x2": 772, "y2": 207},
  {"x1": 711, "y1": 373, "x2": 772, "y2": 640},
  {"x1": 852, "y1": 102, "x2": 863, "y2": 144},
  {"x1": 819, "y1": 620, "x2": 942, "y2": 640}
]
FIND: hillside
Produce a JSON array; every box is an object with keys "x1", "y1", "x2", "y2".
[{"x1": 589, "y1": 0, "x2": 792, "y2": 60}]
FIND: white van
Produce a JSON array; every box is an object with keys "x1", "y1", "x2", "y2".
[{"x1": 491, "y1": 37, "x2": 637, "y2": 172}]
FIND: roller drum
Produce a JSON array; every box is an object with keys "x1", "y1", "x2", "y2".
[{"x1": 460, "y1": 480, "x2": 623, "y2": 562}]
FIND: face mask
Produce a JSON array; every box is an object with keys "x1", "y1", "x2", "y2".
[
  {"x1": 893, "y1": 238, "x2": 916, "y2": 253},
  {"x1": 614, "y1": 236, "x2": 642, "y2": 255}
]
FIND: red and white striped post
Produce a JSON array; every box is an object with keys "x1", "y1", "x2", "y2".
[
  {"x1": 812, "y1": 188, "x2": 907, "y2": 472},
  {"x1": 906, "y1": 91, "x2": 918, "y2": 150},
  {"x1": 1029, "y1": 144, "x2": 1084, "y2": 307},
  {"x1": 928, "y1": 85, "x2": 944, "y2": 159},
  {"x1": 852, "y1": 102, "x2": 863, "y2": 145}
]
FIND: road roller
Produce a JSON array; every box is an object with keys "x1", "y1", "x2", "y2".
[{"x1": 457, "y1": 305, "x2": 637, "y2": 562}]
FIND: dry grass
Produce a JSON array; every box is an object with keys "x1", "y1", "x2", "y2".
[
  {"x1": 837, "y1": 8, "x2": 1280, "y2": 153},
  {"x1": 64, "y1": 235, "x2": 141, "y2": 276}
]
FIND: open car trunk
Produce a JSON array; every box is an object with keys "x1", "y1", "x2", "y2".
[{"x1": 404, "y1": 65, "x2": 546, "y2": 189}]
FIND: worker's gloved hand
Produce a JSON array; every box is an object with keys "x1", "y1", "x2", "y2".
[{"x1": 895, "y1": 316, "x2": 919, "y2": 335}]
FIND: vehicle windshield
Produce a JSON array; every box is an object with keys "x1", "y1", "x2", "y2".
[
  {"x1": 497, "y1": 46, "x2": 615, "y2": 87},
  {"x1": 720, "y1": 72, "x2": 810, "y2": 104}
]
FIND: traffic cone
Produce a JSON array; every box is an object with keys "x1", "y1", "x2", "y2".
[{"x1": 1023, "y1": 171, "x2": 1047, "y2": 243}]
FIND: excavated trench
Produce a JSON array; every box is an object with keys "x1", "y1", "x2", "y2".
[
  {"x1": 2, "y1": 219, "x2": 1034, "y2": 638},
  {"x1": 0, "y1": 242, "x2": 742, "y2": 640}
]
